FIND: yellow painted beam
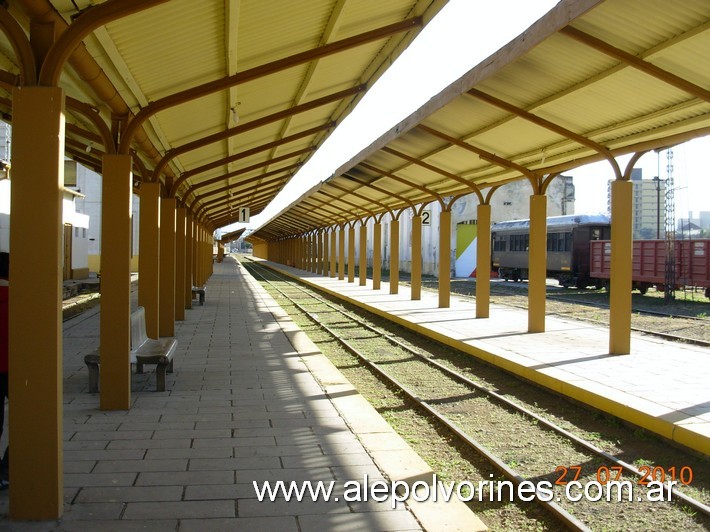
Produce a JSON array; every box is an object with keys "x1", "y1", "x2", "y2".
[
  {"x1": 175, "y1": 207, "x2": 186, "y2": 320},
  {"x1": 159, "y1": 198, "x2": 176, "y2": 336},
  {"x1": 438, "y1": 210, "x2": 451, "y2": 308},
  {"x1": 476, "y1": 204, "x2": 491, "y2": 319},
  {"x1": 359, "y1": 225, "x2": 367, "y2": 286},
  {"x1": 609, "y1": 180, "x2": 633, "y2": 355},
  {"x1": 322, "y1": 231, "x2": 328, "y2": 275},
  {"x1": 348, "y1": 226, "x2": 355, "y2": 283},
  {"x1": 528, "y1": 195, "x2": 547, "y2": 333},
  {"x1": 184, "y1": 214, "x2": 193, "y2": 309},
  {"x1": 373, "y1": 222, "x2": 382, "y2": 290},
  {"x1": 338, "y1": 227, "x2": 345, "y2": 280},
  {"x1": 9, "y1": 86, "x2": 65, "y2": 519},
  {"x1": 100, "y1": 154, "x2": 133, "y2": 411},
  {"x1": 411, "y1": 214, "x2": 422, "y2": 300},
  {"x1": 138, "y1": 182, "x2": 160, "y2": 338},
  {"x1": 390, "y1": 219, "x2": 400, "y2": 294},
  {"x1": 330, "y1": 231, "x2": 337, "y2": 277}
]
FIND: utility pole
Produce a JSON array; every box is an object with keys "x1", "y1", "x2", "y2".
[{"x1": 664, "y1": 148, "x2": 675, "y2": 303}]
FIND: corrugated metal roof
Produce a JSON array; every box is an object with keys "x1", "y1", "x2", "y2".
[
  {"x1": 250, "y1": 0, "x2": 710, "y2": 241},
  {"x1": 0, "y1": 0, "x2": 446, "y2": 229}
]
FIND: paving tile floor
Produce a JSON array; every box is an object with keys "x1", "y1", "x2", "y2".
[{"x1": 0, "y1": 257, "x2": 485, "y2": 531}]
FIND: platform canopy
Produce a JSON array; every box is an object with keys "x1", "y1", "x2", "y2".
[
  {"x1": 249, "y1": 0, "x2": 710, "y2": 241},
  {"x1": 0, "y1": 0, "x2": 447, "y2": 230},
  {"x1": 218, "y1": 227, "x2": 245, "y2": 244}
]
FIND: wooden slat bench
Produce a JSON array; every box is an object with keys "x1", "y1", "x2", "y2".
[{"x1": 84, "y1": 306, "x2": 177, "y2": 392}]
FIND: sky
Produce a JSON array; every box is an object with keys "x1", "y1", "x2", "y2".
[
  {"x1": 223, "y1": 0, "x2": 709, "y2": 235},
  {"x1": 568, "y1": 136, "x2": 710, "y2": 220}
]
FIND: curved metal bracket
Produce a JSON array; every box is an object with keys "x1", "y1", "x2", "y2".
[
  {"x1": 39, "y1": 0, "x2": 169, "y2": 87},
  {"x1": 0, "y1": 8, "x2": 36, "y2": 85}
]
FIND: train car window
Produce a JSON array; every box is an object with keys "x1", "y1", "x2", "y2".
[
  {"x1": 564, "y1": 232, "x2": 572, "y2": 252},
  {"x1": 592, "y1": 229, "x2": 601, "y2": 240}
]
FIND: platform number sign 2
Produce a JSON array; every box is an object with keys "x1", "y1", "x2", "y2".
[
  {"x1": 238, "y1": 207, "x2": 250, "y2": 223},
  {"x1": 421, "y1": 210, "x2": 431, "y2": 226}
]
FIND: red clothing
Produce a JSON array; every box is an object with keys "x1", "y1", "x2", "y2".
[{"x1": 0, "y1": 285, "x2": 7, "y2": 373}]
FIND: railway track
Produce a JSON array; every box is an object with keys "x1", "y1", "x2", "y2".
[
  {"x1": 242, "y1": 258, "x2": 710, "y2": 532},
  {"x1": 438, "y1": 278, "x2": 710, "y2": 347}
]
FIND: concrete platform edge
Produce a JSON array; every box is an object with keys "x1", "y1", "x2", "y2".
[
  {"x1": 238, "y1": 262, "x2": 488, "y2": 531},
  {"x1": 260, "y1": 260, "x2": 710, "y2": 457}
]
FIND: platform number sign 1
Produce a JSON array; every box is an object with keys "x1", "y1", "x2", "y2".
[
  {"x1": 238, "y1": 206, "x2": 250, "y2": 223},
  {"x1": 421, "y1": 210, "x2": 431, "y2": 226}
]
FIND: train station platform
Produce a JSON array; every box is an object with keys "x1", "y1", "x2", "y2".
[
  {"x1": 0, "y1": 257, "x2": 484, "y2": 531},
  {"x1": 255, "y1": 258, "x2": 710, "y2": 458}
]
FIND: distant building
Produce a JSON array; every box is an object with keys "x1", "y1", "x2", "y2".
[
  {"x1": 607, "y1": 168, "x2": 666, "y2": 239},
  {"x1": 0, "y1": 121, "x2": 140, "y2": 275},
  {"x1": 355, "y1": 173, "x2": 576, "y2": 278}
]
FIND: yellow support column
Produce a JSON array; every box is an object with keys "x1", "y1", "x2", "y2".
[
  {"x1": 411, "y1": 214, "x2": 422, "y2": 300},
  {"x1": 160, "y1": 198, "x2": 176, "y2": 337},
  {"x1": 175, "y1": 206, "x2": 186, "y2": 321},
  {"x1": 297, "y1": 236, "x2": 304, "y2": 269},
  {"x1": 359, "y1": 224, "x2": 367, "y2": 286},
  {"x1": 100, "y1": 155, "x2": 133, "y2": 411},
  {"x1": 476, "y1": 204, "x2": 491, "y2": 318},
  {"x1": 373, "y1": 222, "x2": 382, "y2": 290},
  {"x1": 185, "y1": 214, "x2": 193, "y2": 309},
  {"x1": 9, "y1": 86, "x2": 65, "y2": 519},
  {"x1": 330, "y1": 231, "x2": 337, "y2": 277},
  {"x1": 390, "y1": 219, "x2": 400, "y2": 294},
  {"x1": 439, "y1": 210, "x2": 451, "y2": 308},
  {"x1": 610, "y1": 179, "x2": 633, "y2": 355},
  {"x1": 528, "y1": 195, "x2": 547, "y2": 333},
  {"x1": 322, "y1": 231, "x2": 328, "y2": 275},
  {"x1": 138, "y1": 182, "x2": 160, "y2": 337},
  {"x1": 338, "y1": 227, "x2": 346, "y2": 280},
  {"x1": 348, "y1": 226, "x2": 356, "y2": 283}
]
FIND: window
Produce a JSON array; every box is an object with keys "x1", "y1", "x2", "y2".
[{"x1": 510, "y1": 234, "x2": 529, "y2": 252}]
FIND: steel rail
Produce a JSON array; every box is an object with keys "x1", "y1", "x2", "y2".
[
  {"x1": 243, "y1": 259, "x2": 593, "y2": 530},
  {"x1": 242, "y1": 258, "x2": 710, "y2": 519}
]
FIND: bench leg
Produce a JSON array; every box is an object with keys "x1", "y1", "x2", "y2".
[
  {"x1": 87, "y1": 362, "x2": 99, "y2": 393},
  {"x1": 84, "y1": 353, "x2": 100, "y2": 393},
  {"x1": 156, "y1": 362, "x2": 168, "y2": 392}
]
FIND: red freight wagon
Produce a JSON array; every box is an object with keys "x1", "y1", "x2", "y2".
[{"x1": 590, "y1": 239, "x2": 710, "y2": 297}]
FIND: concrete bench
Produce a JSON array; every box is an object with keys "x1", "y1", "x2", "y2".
[
  {"x1": 192, "y1": 285, "x2": 206, "y2": 305},
  {"x1": 84, "y1": 307, "x2": 177, "y2": 392}
]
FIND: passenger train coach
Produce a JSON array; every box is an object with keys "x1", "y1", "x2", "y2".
[
  {"x1": 491, "y1": 214, "x2": 611, "y2": 289},
  {"x1": 490, "y1": 214, "x2": 710, "y2": 297}
]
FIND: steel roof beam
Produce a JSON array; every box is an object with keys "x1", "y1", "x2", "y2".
[
  {"x1": 381, "y1": 146, "x2": 481, "y2": 197},
  {"x1": 359, "y1": 161, "x2": 441, "y2": 205},
  {"x1": 173, "y1": 122, "x2": 333, "y2": 193},
  {"x1": 198, "y1": 179, "x2": 285, "y2": 218},
  {"x1": 342, "y1": 172, "x2": 416, "y2": 211},
  {"x1": 191, "y1": 167, "x2": 293, "y2": 203},
  {"x1": 416, "y1": 123, "x2": 536, "y2": 182},
  {"x1": 183, "y1": 148, "x2": 313, "y2": 204},
  {"x1": 119, "y1": 17, "x2": 423, "y2": 154},
  {"x1": 559, "y1": 26, "x2": 710, "y2": 103},
  {"x1": 327, "y1": 182, "x2": 391, "y2": 217},
  {"x1": 154, "y1": 85, "x2": 365, "y2": 183}
]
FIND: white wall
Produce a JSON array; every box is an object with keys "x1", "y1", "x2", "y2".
[{"x1": 347, "y1": 176, "x2": 575, "y2": 278}]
